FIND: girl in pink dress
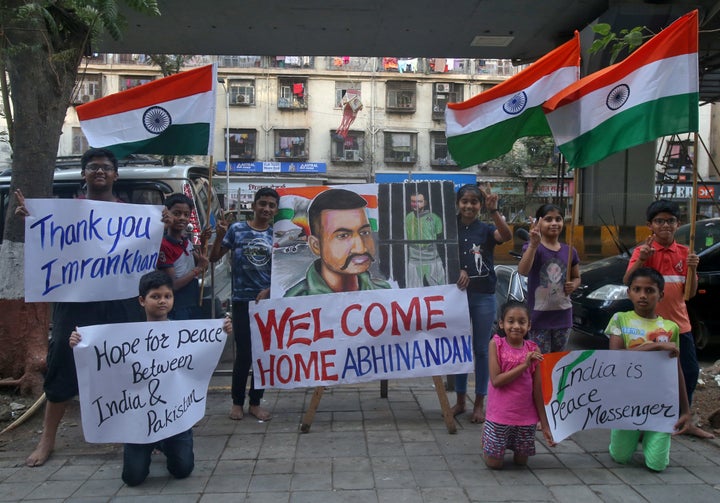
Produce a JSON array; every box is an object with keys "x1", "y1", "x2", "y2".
[{"x1": 482, "y1": 301, "x2": 555, "y2": 469}]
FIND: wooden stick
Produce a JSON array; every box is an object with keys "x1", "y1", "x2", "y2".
[
  {"x1": 566, "y1": 169, "x2": 579, "y2": 281},
  {"x1": 300, "y1": 386, "x2": 324, "y2": 433},
  {"x1": 199, "y1": 156, "x2": 215, "y2": 306},
  {"x1": 684, "y1": 134, "x2": 699, "y2": 300},
  {"x1": 0, "y1": 393, "x2": 46, "y2": 435},
  {"x1": 433, "y1": 375, "x2": 457, "y2": 434}
]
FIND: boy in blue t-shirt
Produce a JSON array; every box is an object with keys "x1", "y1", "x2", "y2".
[
  {"x1": 604, "y1": 267, "x2": 691, "y2": 472},
  {"x1": 209, "y1": 187, "x2": 279, "y2": 421}
]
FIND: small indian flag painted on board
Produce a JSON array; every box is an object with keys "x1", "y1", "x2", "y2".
[
  {"x1": 275, "y1": 185, "x2": 379, "y2": 237},
  {"x1": 76, "y1": 64, "x2": 217, "y2": 158}
]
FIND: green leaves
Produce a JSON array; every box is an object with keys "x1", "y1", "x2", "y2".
[{"x1": 589, "y1": 23, "x2": 651, "y2": 64}]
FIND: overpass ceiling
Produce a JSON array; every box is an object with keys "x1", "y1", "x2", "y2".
[{"x1": 96, "y1": 1, "x2": 720, "y2": 102}]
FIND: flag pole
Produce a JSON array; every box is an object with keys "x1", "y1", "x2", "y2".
[
  {"x1": 684, "y1": 133, "x2": 699, "y2": 300},
  {"x1": 199, "y1": 155, "x2": 214, "y2": 308},
  {"x1": 566, "y1": 166, "x2": 578, "y2": 283}
]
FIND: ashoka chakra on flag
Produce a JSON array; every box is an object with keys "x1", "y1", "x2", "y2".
[
  {"x1": 606, "y1": 85, "x2": 630, "y2": 111},
  {"x1": 143, "y1": 106, "x2": 172, "y2": 134}
]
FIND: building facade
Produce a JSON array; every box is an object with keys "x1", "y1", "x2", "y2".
[{"x1": 58, "y1": 55, "x2": 520, "y2": 196}]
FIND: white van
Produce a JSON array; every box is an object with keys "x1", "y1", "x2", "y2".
[{"x1": 0, "y1": 165, "x2": 231, "y2": 317}]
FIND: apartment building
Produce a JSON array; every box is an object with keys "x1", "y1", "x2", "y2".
[{"x1": 59, "y1": 55, "x2": 520, "y2": 198}]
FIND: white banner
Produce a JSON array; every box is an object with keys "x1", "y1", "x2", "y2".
[
  {"x1": 73, "y1": 319, "x2": 226, "y2": 444},
  {"x1": 250, "y1": 284, "x2": 473, "y2": 389},
  {"x1": 541, "y1": 350, "x2": 679, "y2": 443},
  {"x1": 24, "y1": 199, "x2": 164, "y2": 301}
]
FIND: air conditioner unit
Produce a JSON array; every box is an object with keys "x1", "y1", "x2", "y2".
[
  {"x1": 344, "y1": 150, "x2": 360, "y2": 161},
  {"x1": 80, "y1": 94, "x2": 92, "y2": 103},
  {"x1": 435, "y1": 83, "x2": 451, "y2": 93},
  {"x1": 234, "y1": 94, "x2": 250, "y2": 104}
]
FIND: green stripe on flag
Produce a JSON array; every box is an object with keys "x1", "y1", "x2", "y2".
[
  {"x1": 559, "y1": 93, "x2": 699, "y2": 169},
  {"x1": 276, "y1": 209, "x2": 295, "y2": 221},
  {"x1": 99, "y1": 123, "x2": 210, "y2": 159},
  {"x1": 447, "y1": 106, "x2": 551, "y2": 168}
]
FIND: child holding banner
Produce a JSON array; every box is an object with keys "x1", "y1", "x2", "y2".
[
  {"x1": 19, "y1": 148, "x2": 147, "y2": 468},
  {"x1": 70, "y1": 271, "x2": 233, "y2": 486},
  {"x1": 157, "y1": 193, "x2": 210, "y2": 320},
  {"x1": 453, "y1": 183, "x2": 512, "y2": 423},
  {"x1": 622, "y1": 199, "x2": 712, "y2": 439},
  {"x1": 518, "y1": 204, "x2": 580, "y2": 353},
  {"x1": 483, "y1": 300, "x2": 554, "y2": 469},
  {"x1": 605, "y1": 267, "x2": 691, "y2": 472}
]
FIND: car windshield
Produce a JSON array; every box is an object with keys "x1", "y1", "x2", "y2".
[{"x1": 675, "y1": 218, "x2": 720, "y2": 253}]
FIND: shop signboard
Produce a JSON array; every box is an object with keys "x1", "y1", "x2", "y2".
[
  {"x1": 374, "y1": 171, "x2": 476, "y2": 191},
  {"x1": 216, "y1": 161, "x2": 326, "y2": 174}
]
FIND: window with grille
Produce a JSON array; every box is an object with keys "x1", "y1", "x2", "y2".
[
  {"x1": 335, "y1": 82, "x2": 362, "y2": 108},
  {"x1": 71, "y1": 127, "x2": 89, "y2": 155},
  {"x1": 119, "y1": 75, "x2": 154, "y2": 91},
  {"x1": 278, "y1": 78, "x2": 308, "y2": 109},
  {"x1": 229, "y1": 80, "x2": 255, "y2": 106},
  {"x1": 386, "y1": 81, "x2": 416, "y2": 112},
  {"x1": 384, "y1": 132, "x2": 417, "y2": 163},
  {"x1": 275, "y1": 129, "x2": 309, "y2": 160},
  {"x1": 73, "y1": 75, "x2": 102, "y2": 104},
  {"x1": 228, "y1": 129, "x2": 257, "y2": 161},
  {"x1": 330, "y1": 131, "x2": 365, "y2": 162},
  {"x1": 432, "y1": 83, "x2": 464, "y2": 120},
  {"x1": 430, "y1": 132, "x2": 456, "y2": 167}
]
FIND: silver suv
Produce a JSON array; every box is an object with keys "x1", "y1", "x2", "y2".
[{"x1": 0, "y1": 165, "x2": 232, "y2": 317}]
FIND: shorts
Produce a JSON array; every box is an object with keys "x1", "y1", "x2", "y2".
[
  {"x1": 482, "y1": 420, "x2": 537, "y2": 459},
  {"x1": 528, "y1": 327, "x2": 571, "y2": 354},
  {"x1": 44, "y1": 298, "x2": 145, "y2": 402}
]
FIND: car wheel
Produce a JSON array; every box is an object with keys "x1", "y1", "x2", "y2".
[{"x1": 690, "y1": 310, "x2": 708, "y2": 350}]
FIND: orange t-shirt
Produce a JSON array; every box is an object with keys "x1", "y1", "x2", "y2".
[{"x1": 627, "y1": 240, "x2": 694, "y2": 333}]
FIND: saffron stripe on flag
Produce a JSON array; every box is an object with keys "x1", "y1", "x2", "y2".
[
  {"x1": 546, "y1": 53, "x2": 698, "y2": 146},
  {"x1": 77, "y1": 65, "x2": 214, "y2": 119}
]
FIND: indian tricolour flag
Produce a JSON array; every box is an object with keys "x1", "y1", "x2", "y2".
[
  {"x1": 275, "y1": 185, "x2": 379, "y2": 238},
  {"x1": 77, "y1": 64, "x2": 217, "y2": 158},
  {"x1": 445, "y1": 33, "x2": 579, "y2": 168},
  {"x1": 543, "y1": 10, "x2": 698, "y2": 169}
]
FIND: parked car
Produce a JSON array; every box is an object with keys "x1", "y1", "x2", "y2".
[
  {"x1": 570, "y1": 218, "x2": 720, "y2": 350},
  {"x1": 0, "y1": 164, "x2": 232, "y2": 317},
  {"x1": 492, "y1": 228, "x2": 529, "y2": 330}
]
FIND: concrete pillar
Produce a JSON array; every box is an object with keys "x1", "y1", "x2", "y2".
[{"x1": 579, "y1": 141, "x2": 656, "y2": 226}]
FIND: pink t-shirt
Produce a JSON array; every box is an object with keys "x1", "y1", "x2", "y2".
[{"x1": 485, "y1": 334, "x2": 540, "y2": 426}]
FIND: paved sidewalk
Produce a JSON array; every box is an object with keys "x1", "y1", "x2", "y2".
[{"x1": 1, "y1": 376, "x2": 719, "y2": 502}]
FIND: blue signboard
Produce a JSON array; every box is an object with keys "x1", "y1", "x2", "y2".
[
  {"x1": 374, "y1": 171, "x2": 477, "y2": 192},
  {"x1": 216, "y1": 161, "x2": 326, "y2": 174}
]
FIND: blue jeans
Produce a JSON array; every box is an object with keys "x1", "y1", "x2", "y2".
[
  {"x1": 122, "y1": 429, "x2": 194, "y2": 486},
  {"x1": 455, "y1": 291, "x2": 496, "y2": 397},
  {"x1": 679, "y1": 331, "x2": 699, "y2": 405}
]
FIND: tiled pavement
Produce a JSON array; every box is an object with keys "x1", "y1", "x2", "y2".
[{"x1": 1, "y1": 376, "x2": 719, "y2": 502}]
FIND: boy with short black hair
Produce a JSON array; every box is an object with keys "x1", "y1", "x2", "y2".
[
  {"x1": 157, "y1": 193, "x2": 209, "y2": 320},
  {"x1": 209, "y1": 187, "x2": 279, "y2": 421},
  {"x1": 70, "y1": 270, "x2": 232, "y2": 486},
  {"x1": 605, "y1": 267, "x2": 691, "y2": 472},
  {"x1": 18, "y1": 147, "x2": 146, "y2": 467},
  {"x1": 623, "y1": 199, "x2": 712, "y2": 439}
]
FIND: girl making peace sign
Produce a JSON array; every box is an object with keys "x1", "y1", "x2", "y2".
[
  {"x1": 453, "y1": 184, "x2": 513, "y2": 423},
  {"x1": 517, "y1": 204, "x2": 580, "y2": 353}
]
